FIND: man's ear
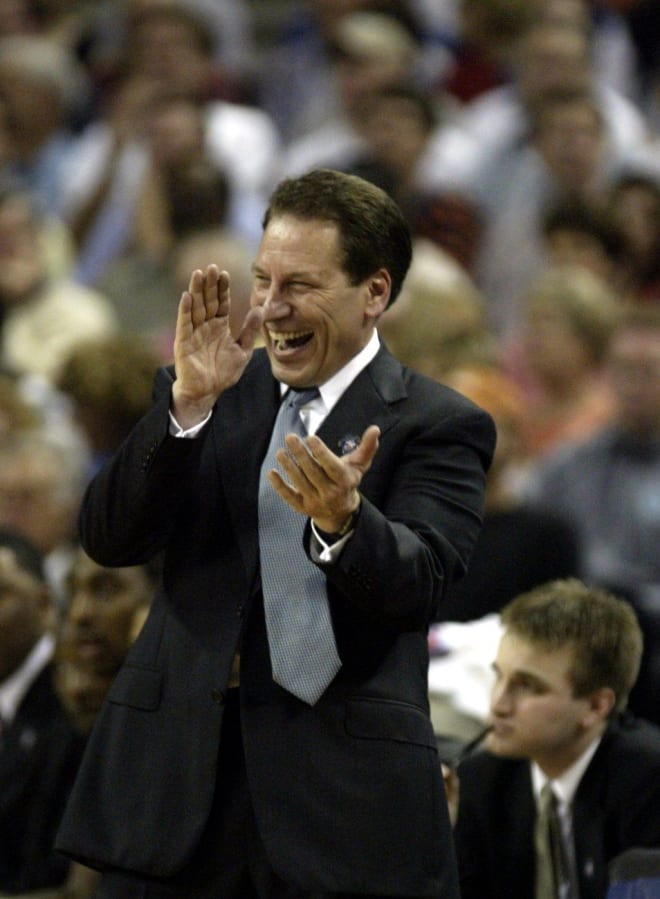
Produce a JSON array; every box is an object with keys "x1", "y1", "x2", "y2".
[
  {"x1": 582, "y1": 686, "x2": 616, "y2": 726},
  {"x1": 365, "y1": 269, "x2": 391, "y2": 319}
]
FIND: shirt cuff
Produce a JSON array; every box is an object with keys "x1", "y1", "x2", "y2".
[
  {"x1": 168, "y1": 409, "x2": 212, "y2": 438},
  {"x1": 310, "y1": 520, "x2": 355, "y2": 562}
]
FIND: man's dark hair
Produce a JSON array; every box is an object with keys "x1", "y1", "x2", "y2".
[
  {"x1": 0, "y1": 528, "x2": 46, "y2": 583},
  {"x1": 263, "y1": 168, "x2": 413, "y2": 306}
]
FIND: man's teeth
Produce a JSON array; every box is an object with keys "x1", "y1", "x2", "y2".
[{"x1": 270, "y1": 330, "x2": 313, "y2": 350}]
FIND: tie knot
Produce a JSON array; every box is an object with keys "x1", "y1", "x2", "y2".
[{"x1": 287, "y1": 387, "x2": 320, "y2": 409}]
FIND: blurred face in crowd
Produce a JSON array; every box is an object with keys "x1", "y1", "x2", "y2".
[
  {"x1": 55, "y1": 660, "x2": 115, "y2": 734},
  {"x1": 0, "y1": 546, "x2": 49, "y2": 681},
  {"x1": 61, "y1": 551, "x2": 153, "y2": 675},
  {"x1": 251, "y1": 215, "x2": 389, "y2": 389},
  {"x1": 487, "y1": 630, "x2": 605, "y2": 777},
  {"x1": 361, "y1": 93, "x2": 431, "y2": 179},
  {"x1": 0, "y1": 446, "x2": 77, "y2": 553},
  {"x1": 523, "y1": 301, "x2": 592, "y2": 382},
  {"x1": 518, "y1": 25, "x2": 589, "y2": 101},
  {"x1": 607, "y1": 325, "x2": 660, "y2": 438},
  {"x1": 535, "y1": 100, "x2": 606, "y2": 194}
]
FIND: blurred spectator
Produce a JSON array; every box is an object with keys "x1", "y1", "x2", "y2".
[
  {"x1": 0, "y1": 430, "x2": 90, "y2": 609},
  {"x1": 439, "y1": 0, "x2": 534, "y2": 104},
  {"x1": 454, "y1": 17, "x2": 647, "y2": 179},
  {"x1": 524, "y1": 304, "x2": 660, "y2": 723},
  {"x1": 509, "y1": 264, "x2": 620, "y2": 459},
  {"x1": 540, "y1": 196, "x2": 629, "y2": 292},
  {"x1": 0, "y1": 182, "x2": 118, "y2": 383},
  {"x1": 96, "y1": 224, "x2": 255, "y2": 358},
  {"x1": 469, "y1": 87, "x2": 624, "y2": 336},
  {"x1": 0, "y1": 527, "x2": 86, "y2": 894},
  {"x1": 344, "y1": 83, "x2": 484, "y2": 268},
  {"x1": 0, "y1": 33, "x2": 89, "y2": 216},
  {"x1": 59, "y1": 5, "x2": 280, "y2": 284},
  {"x1": 436, "y1": 364, "x2": 580, "y2": 622},
  {"x1": 55, "y1": 333, "x2": 161, "y2": 477},
  {"x1": 0, "y1": 372, "x2": 40, "y2": 437},
  {"x1": 80, "y1": 0, "x2": 257, "y2": 106},
  {"x1": 132, "y1": 91, "x2": 230, "y2": 262},
  {"x1": 56, "y1": 547, "x2": 157, "y2": 713},
  {"x1": 280, "y1": 8, "x2": 424, "y2": 178},
  {"x1": 531, "y1": 0, "x2": 642, "y2": 100},
  {"x1": 257, "y1": 0, "x2": 433, "y2": 143},
  {"x1": 378, "y1": 237, "x2": 497, "y2": 381},
  {"x1": 50, "y1": 546, "x2": 158, "y2": 899},
  {"x1": 606, "y1": 169, "x2": 660, "y2": 303}
]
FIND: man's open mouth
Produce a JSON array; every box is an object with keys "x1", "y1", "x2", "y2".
[{"x1": 269, "y1": 329, "x2": 314, "y2": 352}]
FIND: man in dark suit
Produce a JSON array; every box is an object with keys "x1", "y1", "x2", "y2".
[
  {"x1": 0, "y1": 528, "x2": 86, "y2": 894},
  {"x1": 453, "y1": 578, "x2": 660, "y2": 899},
  {"x1": 56, "y1": 168, "x2": 495, "y2": 898}
]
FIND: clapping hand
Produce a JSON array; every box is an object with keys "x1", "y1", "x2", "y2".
[{"x1": 172, "y1": 264, "x2": 263, "y2": 428}]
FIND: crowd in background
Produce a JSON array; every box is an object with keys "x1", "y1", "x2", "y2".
[{"x1": 0, "y1": 0, "x2": 659, "y2": 896}]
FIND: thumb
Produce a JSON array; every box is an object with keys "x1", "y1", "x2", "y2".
[{"x1": 349, "y1": 425, "x2": 380, "y2": 471}]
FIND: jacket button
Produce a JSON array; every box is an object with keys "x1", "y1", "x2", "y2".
[{"x1": 211, "y1": 689, "x2": 225, "y2": 705}]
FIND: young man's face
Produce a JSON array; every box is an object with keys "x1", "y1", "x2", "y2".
[
  {"x1": 486, "y1": 630, "x2": 600, "y2": 775},
  {"x1": 250, "y1": 215, "x2": 389, "y2": 389}
]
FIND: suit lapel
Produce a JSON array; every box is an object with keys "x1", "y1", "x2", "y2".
[
  {"x1": 212, "y1": 346, "x2": 407, "y2": 585},
  {"x1": 318, "y1": 346, "x2": 406, "y2": 456},
  {"x1": 212, "y1": 351, "x2": 279, "y2": 585}
]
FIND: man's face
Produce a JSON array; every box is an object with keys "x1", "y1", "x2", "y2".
[
  {"x1": 61, "y1": 552, "x2": 152, "y2": 674},
  {"x1": 486, "y1": 630, "x2": 597, "y2": 775},
  {"x1": 0, "y1": 547, "x2": 47, "y2": 682},
  {"x1": 0, "y1": 450, "x2": 76, "y2": 553},
  {"x1": 250, "y1": 215, "x2": 388, "y2": 388}
]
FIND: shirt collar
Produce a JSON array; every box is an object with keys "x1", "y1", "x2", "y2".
[
  {"x1": 0, "y1": 633, "x2": 55, "y2": 725},
  {"x1": 531, "y1": 734, "x2": 602, "y2": 808},
  {"x1": 278, "y1": 330, "x2": 380, "y2": 416}
]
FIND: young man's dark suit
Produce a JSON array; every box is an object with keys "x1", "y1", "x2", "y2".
[
  {"x1": 56, "y1": 345, "x2": 495, "y2": 897},
  {"x1": 0, "y1": 661, "x2": 86, "y2": 893},
  {"x1": 454, "y1": 713, "x2": 660, "y2": 899}
]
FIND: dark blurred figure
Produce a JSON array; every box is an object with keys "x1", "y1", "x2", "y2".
[
  {"x1": 0, "y1": 527, "x2": 85, "y2": 894},
  {"x1": 51, "y1": 546, "x2": 158, "y2": 899},
  {"x1": 436, "y1": 365, "x2": 580, "y2": 622},
  {"x1": 56, "y1": 546, "x2": 157, "y2": 726},
  {"x1": 607, "y1": 169, "x2": 660, "y2": 303}
]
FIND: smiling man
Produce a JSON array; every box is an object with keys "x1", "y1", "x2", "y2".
[
  {"x1": 56, "y1": 168, "x2": 495, "y2": 899},
  {"x1": 453, "y1": 578, "x2": 660, "y2": 899}
]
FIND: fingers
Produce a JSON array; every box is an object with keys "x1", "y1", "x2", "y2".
[{"x1": 187, "y1": 265, "x2": 230, "y2": 327}]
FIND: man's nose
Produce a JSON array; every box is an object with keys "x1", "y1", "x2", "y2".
[
  {"x1": 260, "y1": 285, "x2": 292, "y2": 322},
  {"x1": 490, "y1": 681, "x2": 511, "y2": 715},
  {"x1": 69, "y1": 593, "x2": 96, "y2": 624}
]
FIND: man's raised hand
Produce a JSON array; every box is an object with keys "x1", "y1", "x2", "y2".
[{"x1": 172, "y1": 264, "x2": 262, "y2": 428}]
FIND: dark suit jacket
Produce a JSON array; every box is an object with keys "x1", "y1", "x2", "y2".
[
  {"x1": 454, "y1": 714, "x2": 660, "y2": 899},
  {"x1": 0, "y1": 662, "x2": 86, "y2": 894},
  {"x1": 56, "y1": 346, "x2": 495, "y2": 896}
]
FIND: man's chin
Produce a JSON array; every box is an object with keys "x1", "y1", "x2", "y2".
[{"x1": 485, "y1": 731, "x2": 525, "y2": 758}]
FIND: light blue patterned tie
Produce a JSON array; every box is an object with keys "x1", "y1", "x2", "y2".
[{"x1": 258, "y1": 388, "x2": 342, "y2": 704}]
